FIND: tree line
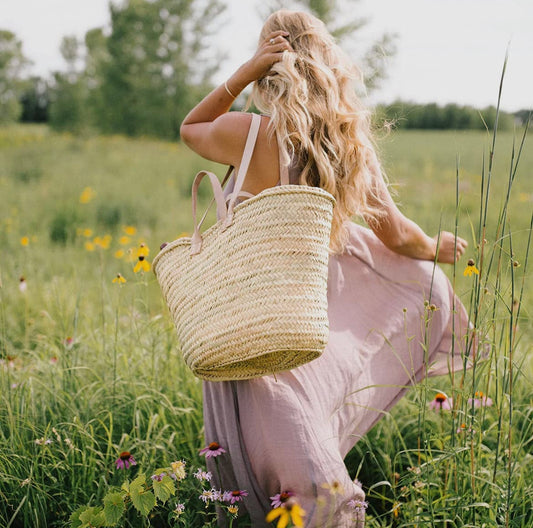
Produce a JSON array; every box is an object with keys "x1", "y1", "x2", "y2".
[
  {"x1": 1, "y1": 0, "x2": 529, "y2": 136},
  {"x1": 375, "y1": 101, "x2": 528, "y2": 131}
]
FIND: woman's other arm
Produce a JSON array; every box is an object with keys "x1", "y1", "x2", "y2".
[{"x1": 366, "y1": 150, "x2": 467, "y2": 264}]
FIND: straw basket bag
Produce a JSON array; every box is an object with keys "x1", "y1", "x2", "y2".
[{"x1": 152, "y1": 113, "x2": 335, "y2": 381}]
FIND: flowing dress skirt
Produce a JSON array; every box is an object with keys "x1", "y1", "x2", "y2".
[{"x1": 203, "y1": 220, "x2": 472, "y2": 527}]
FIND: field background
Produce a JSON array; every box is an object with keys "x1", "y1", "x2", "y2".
[{"x1": 0, "y1": 124, "x2": 532, "y2": 527}]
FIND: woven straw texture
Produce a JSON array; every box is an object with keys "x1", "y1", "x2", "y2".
[{"x1": 153, "y1": 184, "x2": 335, "y2": 381}]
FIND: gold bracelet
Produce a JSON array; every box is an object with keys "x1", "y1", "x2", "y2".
[{"x1": 224, "y1": 80, "x2": 237, "y2": 99}]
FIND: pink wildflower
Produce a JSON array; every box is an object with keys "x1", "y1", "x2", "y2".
[
  {"x1": 199, "y1": 441, "x2": 226, "y2": 458},
  {"x1": 270, "y1": 490, "x2": 295, "y2": 508},
  {"x1": 222, "y1": 490, "x2": 248, "y2": 504},
  {"x1": 468, "y1": 391, "x2": 493, "y2": 408},
  {"x1": 193, "y1": 469, "x2": 212, "y2": 482},
  {"x1": 115, "y1": 451, "x2": 136, "y2": 470},
  {"x1": 428, "y1": 392, "x2": 452, "y2": 411},
  {"x1": 199, "y1": 489, "x2": 217, "y2": 503},
  {"x1": 347, "y1": 498, "x2": 369, "y2": 513}
]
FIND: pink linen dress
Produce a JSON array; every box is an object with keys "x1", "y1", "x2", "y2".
[{"x1": 202, "y1": 115, "x2": 473, "y2": 527}]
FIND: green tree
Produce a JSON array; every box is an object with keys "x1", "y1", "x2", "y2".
[
  {"x1": 84, "y1": 28, "x2": 110, "y2": 130},
  {"x1": 264, "y1": 0, "x2": 397, "y2": 92},
  {"x1": 96, "y1": 0, "x2": 225, "y2": 138},
  {"x1": 0, "y1": 30, "x2": 31, "y2": 123},
  {"x1": 20, "y1": 76, "x2": 50, "y2": 122},
  {"x1": 48, "y1": 0, "x2": 224, "y2": 138},
  {"x1": 49, "y1": 36, "x2": 89, "y2": 132}
]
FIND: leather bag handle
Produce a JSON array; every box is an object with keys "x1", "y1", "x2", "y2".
[
  {"x1": 223, "y1": 113, "x2": 261, "y2": 228},
  {"x1": 190, "y1": 170, "x2": 227, "y2": 255}
]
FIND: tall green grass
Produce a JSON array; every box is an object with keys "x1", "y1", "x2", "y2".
[{"x1": 0, "y1": 105, "x2": 531, "y2": 526}]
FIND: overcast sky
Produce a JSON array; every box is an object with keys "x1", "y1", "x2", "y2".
[{"x1": 3, "y1": 0, "x2": 532, "y2": 112}]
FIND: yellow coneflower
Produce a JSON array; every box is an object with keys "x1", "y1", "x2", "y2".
[
  {"x1": 123, "y1": 225, "x2": 137, "y2": 236},
  {"x1": 134, "y1": 256, "x2": 150, "y2": 273},
  {"x1": 79, "y1": 187, "x2": 96, "y2": 204},
  {"x1": 20, "y1": 236, "x2": 29, "y2": 246},
  {"x1": 119, "y1": 236, "x2": 131, "y2": 245},
  {"x1": 321, "y1": 481, "x2": 344, "y2": 495},
  {"x1": 266, "y1": 498, "x2": 305, "y2": 528},
  {"x1": 463, "y1": 258, "x2": 480, "y2": 277},
  {"x1": 112, "y1": 273, "x2": 126, "y2": 284},
  {"x1": 114, "y1": 249, "x2": 125, "y2": 259},
  {"x1": 85, "y1": 241, "x2": 95, "y2": 252},
  {"x1": 137, "y1": 243, "x2": 149, "y2": 258},
  {"x1": 93, "y1": 234, "x2": 112, "y2": 250}
]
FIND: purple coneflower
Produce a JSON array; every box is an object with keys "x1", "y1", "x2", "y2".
[
  {"x1": 115, "y1": 451, "x2": 136, "y2": 470},
  {"x1": 199, "y1": 441, "x2": 226, "y2": 458},
  {"x1": 468, "y1": 391, "x2": 493, "y2": 408},
  {"x1": 270, "y1": 490, "x2": 295, "y2": 508},
  {"x1": 222, "y1": 490, "x2": 248, "y2": 504},
  {"x1": 428, "y1": 392, "x2": 452, "y2": 411}
]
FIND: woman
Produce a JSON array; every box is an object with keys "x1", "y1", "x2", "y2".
[{"x1": 180, "y1": 9, "x2": 472, "y2": 527}]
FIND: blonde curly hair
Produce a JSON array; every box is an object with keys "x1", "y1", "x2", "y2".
[{"x1": 249, "y1": 9, "x2": 386, "y2": 254}]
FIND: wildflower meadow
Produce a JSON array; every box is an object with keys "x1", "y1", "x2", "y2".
[{"x1": 1, "y1": 98, "x2": 532, "y2": 527}]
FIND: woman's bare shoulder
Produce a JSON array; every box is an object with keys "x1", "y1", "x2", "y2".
[
  {"x1": 211, "y1": 112, "x2": 274, "y2": 165},
  {"x1": 180, "y1": 112, "x2": 254, "y2": 165},
  {"x1": 211, "y1": 112, "x2": 253, "y2": 141}
]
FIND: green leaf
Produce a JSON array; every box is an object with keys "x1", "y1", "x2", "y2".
[
  {"x1": 129, "y1": 473, "x2": 146, "y2": 492},
  {"x1": 103, "y1": 492, "x2": 125, "y2": 525},
  {"x1": 152, "y1": 475, "x2": 176, "y2": 504},
  {"x1": 129, "y1": 473, "x2": 156, "y2": 516},
  {"x1": 70, "y1": 506, "x2": 87, "y2": 528},
  {"x1": 78, "y1": 506, "x2": 106, "y2": 527}
]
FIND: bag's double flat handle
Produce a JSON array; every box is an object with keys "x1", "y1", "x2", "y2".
[
  {"x1": 224, "y1": 113, "x2": 261, "y2": 228},
  {"x1": 191, "y1": 170, "x2": 226, "y2": 255}
]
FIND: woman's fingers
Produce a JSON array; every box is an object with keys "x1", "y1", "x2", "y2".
[
  {"x1": 265, "y1": 30, "x2": 290, "y2": 43},
  {"x1": 263, "y1": 32, "x2": 292, "y2": 51},
  {"x1": 266, "y1": 40, "x2": 292, "y2": 54}
]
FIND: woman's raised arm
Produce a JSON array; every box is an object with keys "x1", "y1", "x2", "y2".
[{"x1": 179, "y1": 31, "x2": 292, "y2": 164}]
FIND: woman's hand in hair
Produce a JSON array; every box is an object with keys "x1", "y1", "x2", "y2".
[{"x1": 240, "y1": 31, "x2": 293, "y2": 84}]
